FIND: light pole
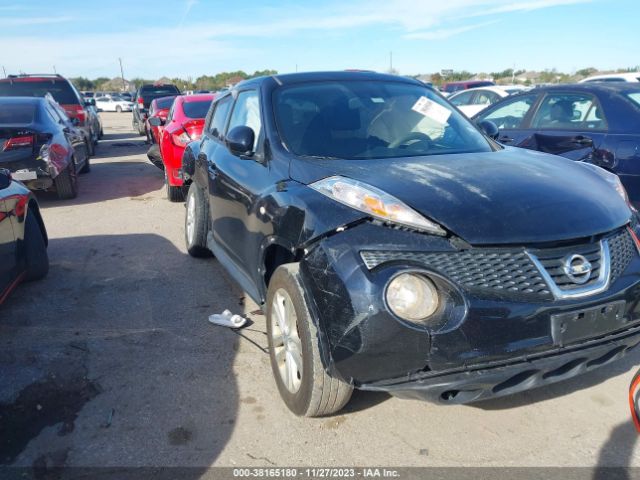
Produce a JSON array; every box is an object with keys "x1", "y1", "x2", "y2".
[{"x1": 119, "y1": 58, "x2": 126, "y2": 91}]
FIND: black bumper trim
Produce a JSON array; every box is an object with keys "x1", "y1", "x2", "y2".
[{"x1": 360, "y1": 325, "x2": 640, "y2": 404}]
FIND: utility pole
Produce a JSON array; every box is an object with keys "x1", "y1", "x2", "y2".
[
  {"x1": 119, "y1": 58, "x2": 126, "y2": 91},
  {"x1": 53, "y1": 65, "x2": 57, "y2": 74},
  {"x1": 389, "y1": 51, "x2": 393, "y2": 72},
  {"x1": 2, "y1": 66, "x2": 6, "y2": 78}
]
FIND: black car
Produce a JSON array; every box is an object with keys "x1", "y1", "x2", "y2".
[
  {"x1": 0, "y1": 74, "x2": 98, "y2": 156},
  {"x1": 182, "y1": 71, "x2": 640, "y2": 416},
  {"x1": 0, "y1": 168, "x2": 48, "y2": 304},
  {"x1": 0, "y1": 97, "x2": 90, "y2": 199},
  {"x1": 473, "y1": 83, "x2": 640, "y2": 205},
  {"x1": 132, "y1": 84, "x2": 181, "y2": 137}
]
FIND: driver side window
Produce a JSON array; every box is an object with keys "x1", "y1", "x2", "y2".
[{"x1": 480, "y1": 94, "x2": 538, "y2": 129}]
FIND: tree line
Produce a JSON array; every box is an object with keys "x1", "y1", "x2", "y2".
[{"x1": 70, "y1": 69, "x2": 278, "y2": 92}]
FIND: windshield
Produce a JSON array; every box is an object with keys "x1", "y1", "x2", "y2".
[
  {"x1": 274, "y1": 80, "x2": 492, "y2": 160},
  {"x1": 0, "y1": 80, "x2": 79, "y2": 105},
  {"x1": 183, "y1": 100, "x2": 212, "y2": 119},
  {"x1": 140, "y1": 86, "x2": 179, "y2": 96}
]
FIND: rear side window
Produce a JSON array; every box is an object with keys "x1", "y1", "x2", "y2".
[
  {"x1": 209, "y1": 96, "x2": 233, "y2": 138},
  {"x1": 183, "y1": 100, "x2": 213, "y2": 119},
  {"x1": 0, "y1": 103, "x2": 36, "y2": 124},
  {"x1": 626, "y1": 92, "x2": 640, "y2": 108},
  {"x1": 479, "y1": 94, "x2": 537, "y2": 128},
  {"x1": 0, "y1": 80, "x2": 80, "y2": 105},
  {"x1": 531, "y1": 93, "x2": 607, "y2": 130}
]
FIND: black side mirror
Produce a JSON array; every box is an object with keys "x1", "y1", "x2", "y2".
[
  {"x1": 478, "y1": 120, "x2": 500, "y2": 141},
  {"x1": 226, "y1": 126, "x2": 255, "y2": 157},
  {"x1": 0, "y1": 168, "x2": 12, "y2": 189},
  {"x1": 85, "y1": 99, "x2": 96, "y2": 107},
  {"x1": 70, "y1": 117, "x2": 80, "y2": 127},
  {"x1": 148, "y1": 117, "x2": 164, "y2": 127}
]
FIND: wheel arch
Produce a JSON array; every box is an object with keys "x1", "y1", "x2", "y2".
[{"x1": 27, "y1": 199, "x2": 48, "y2": 247}]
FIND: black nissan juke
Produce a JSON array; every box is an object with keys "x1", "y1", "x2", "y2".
[{"x1": 181, "y1": 71, "x2": 640, "y2": 416}]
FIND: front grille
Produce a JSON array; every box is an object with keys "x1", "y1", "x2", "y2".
[
  {"x1": 528, "y1": 242, "x2": 602, "y2": 292},
  {"x1": 609, "y1": 228, "x2": 636, "y2": 282},
  {"x1": 360, "y1": 227, "x2": 637, "y2": 301},
  {"x1": 360, "y1": 250, "x2": 552, "y2": 299}
]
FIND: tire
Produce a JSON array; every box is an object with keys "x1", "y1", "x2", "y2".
[
  {"x1": 165, "y1": 169, "x2": 184, "y2": 202},
  {"x1": 86, "y1": 135, "x2": 95, "y2": 157},
  {"x1": 79, "y1": 143, "x2": 91, "y2": 174},
  {"x1": 116, "y1": 105, "x2": 122, "y2": 113},
  {"x1": 266, "y1": 264, "x2": 353, "y2": 417},
  {"x1": 23, "y1": 209, "x2": 49, "y2": 282},
  {"x1": 99, "y1": 127, "x2": 104, "y2": 139},
  {"x1": 184, "y1": 183, "x2": 212, "y2": 258},
  {"x1": 54, "y1": 159, "x2": 78, "y2": 200}
]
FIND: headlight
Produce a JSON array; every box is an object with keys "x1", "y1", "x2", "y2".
[
  {"x1": 386, "y1": 273, "x2": 439, "y2": 322},
  {"x1": 310, "y1": 176, "x2": 446, "y2": 235}
]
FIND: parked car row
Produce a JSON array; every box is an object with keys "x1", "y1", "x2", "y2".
[
  {"x1": 165, "y1": 71, "x2": 640, "y2": 417},
  {"x1": 473, "y1": 82, "x2": 640, "y2": 205}
]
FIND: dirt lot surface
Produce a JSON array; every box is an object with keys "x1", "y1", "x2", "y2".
[{"x1": 1, "y1": 112, "x2": 640, "y2": 471}]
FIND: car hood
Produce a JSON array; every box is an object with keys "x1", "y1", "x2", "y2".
[{"x1": 289, "y1": 148, "x2": 632, "y2": 245}]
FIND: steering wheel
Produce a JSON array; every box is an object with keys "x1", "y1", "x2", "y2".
[{"x1": 388, "y1": 132, "x2": 434, "y2": 150}]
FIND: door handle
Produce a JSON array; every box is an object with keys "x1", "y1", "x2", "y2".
[{"x1": 499, "y1": 136, "x2": 514, "y2": 143}]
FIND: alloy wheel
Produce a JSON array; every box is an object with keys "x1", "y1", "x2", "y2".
[
  {"x1": 186, "y1": 192, "x2": 196, "y2": 245},
  {"x1": 271, "y1": 288, "x2": 303, "y2": 393}
]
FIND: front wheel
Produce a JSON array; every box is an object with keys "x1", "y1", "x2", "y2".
[
  {"x1": 79, "y1": 142, "x2": 91, "y2": 173},
  {"x1": 267, "y1": 264, "x2": 353, "y2": 417},
  {"x1": 24, "y1": 209, "x2": 49, "y2": 281},
  {"x1": 184, "y1": 183, "x2": 212, "y2": 258},
  {"x1": 54, "y1": 159, "x2": 78, "y2": 199}
]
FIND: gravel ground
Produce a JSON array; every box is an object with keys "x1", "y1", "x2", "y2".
[{"x1": 1, "y1": 112, "x2": 639, "y2": 472}]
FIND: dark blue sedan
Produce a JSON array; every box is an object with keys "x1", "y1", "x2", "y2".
[{"x1": 474, "y1": 83, "x2": 640, "y2": 204}]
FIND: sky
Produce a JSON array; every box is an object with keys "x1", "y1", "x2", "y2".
[{"x1": 0, "y1": 0, "x2": 638, "y2": 80}]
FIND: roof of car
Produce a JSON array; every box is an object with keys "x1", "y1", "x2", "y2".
[
  {"x1": 530, "y1": 82, "x2": 640, "y2": 93},
  {"x1": 236, "y1": 71, "x2": 423, "y2": 89},
  {"x1": 182, "y1": 93, "x2": 215, "y2": 102}
]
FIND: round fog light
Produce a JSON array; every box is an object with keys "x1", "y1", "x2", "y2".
[{"x1": 386, "y1": 273, "x2": 439, "y2": 322}]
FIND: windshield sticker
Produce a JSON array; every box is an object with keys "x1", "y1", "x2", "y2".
[{"x1": 411, "y1": 96, "x2": 451, "y2": 125}]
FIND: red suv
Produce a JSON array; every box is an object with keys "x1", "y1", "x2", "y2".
[
  {"x1": 442, "y1": 80, "x2": 495, "y2": 95},
  {"x1": 0, "y1": 74, "x2": 97, "y2": 155}
]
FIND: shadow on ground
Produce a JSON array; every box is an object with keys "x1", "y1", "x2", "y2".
[
  {"x1": 0, "y1": 234, "x2": 238, "y2": 472},
  {"x1": 35, "y1": 156, "x2": 163, "y2": 207}
]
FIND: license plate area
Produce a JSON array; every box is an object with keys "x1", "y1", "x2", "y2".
[
  {"x1": 12, "y1": 170, "x2": 37, "y2": 181},
  {"x1": 551, "y1": 300, "x2": 627, "y2": 346}
]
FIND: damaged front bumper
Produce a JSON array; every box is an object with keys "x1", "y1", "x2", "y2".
[{"x1": 299, "y1": 221, "x2": 640, "y2": 404}]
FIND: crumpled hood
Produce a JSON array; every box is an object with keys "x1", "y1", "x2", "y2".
[{"x1": 289, "y1": 148, "x2": 632, "y2": 245}]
